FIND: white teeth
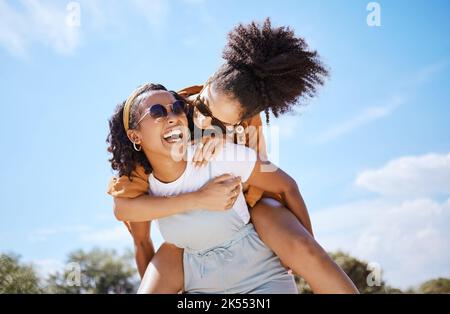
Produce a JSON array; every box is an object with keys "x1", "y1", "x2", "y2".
[
  {"x1": 172, "y1": 129, "x2": 182, "y2": 135},
  {"x1": 163, "y1": 128, "x2": 183, "y2": 141}
]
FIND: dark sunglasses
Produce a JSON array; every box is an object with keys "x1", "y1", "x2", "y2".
[
  {"x1": 194, "y1": 95, "x2": 242, "y2": 133},
  {"x1": 136, "y1": 100, "x2": 187, "y2": 125}
]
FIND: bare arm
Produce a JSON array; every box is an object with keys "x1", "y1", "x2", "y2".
[
  {"x1": 246, "y1": 159, "x2": 314, "y2": 236},
  {"x1": 129, "y1": 221, "x2": 155, "y2": 278},
  {"x1": 113, "y1": 174, "x2": 242, "y2": 222},
  {"x1": 114, "y1": 193, "x2": 197, "y2": 222}
]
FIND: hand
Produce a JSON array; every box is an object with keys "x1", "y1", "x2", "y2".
[
  {"x1": 194, "y1": 174, "x2": 242, "y2": 211},
  {"x1": 193, "y1": 136, "x2": 224, "y2": 168}
]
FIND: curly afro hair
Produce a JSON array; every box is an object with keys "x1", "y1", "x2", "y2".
[
  {"x1": 106, "y1": 83, "x2": 186, "y2": 179},
  {"x1": 212, "y1": 18, "x2": 329, "y2": 123}
]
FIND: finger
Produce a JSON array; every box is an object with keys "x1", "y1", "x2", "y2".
[
  {"x1": 213, "y1": 173, "x2": 235, "y2": 183},
  {"x1": 224, "y1": 177, "x2": 241, "y2": 189},
  {"x1": 201, "y1": 135, "x2": 213, "y2": 145},
  {"x1": 203, "y1": 138, "x2": 217, "y2": 161},
  {"x1": 211, "y1": 137, "x2": 224, "y2": 159},
  {"x1": 230, "y1": 184, "x2": 241, "y2": 196},
  {"x1": 226, "y1": 193, "x2": 239, "y2": 208},
  {"x1": 227, "y1": 181, "x2": 241, "y2": 194},
  {"x1": 193, "y1": 142, "x2": 205, "y2": 166},
  {"x1": 228, "y1": 192, "x2": 239, "y2": 206},
  {"x1": 224, "y1": 184, "x2": 241, "y2": 197},
  {"x1": 224, "y1": 187, "x2": 240, "y2": 205},
  {"x1": 200, "y1": 139, "x2": 215, "y2": 167},
  {"x1": 193, "y1": 142, "x2": 204, "y2": 160},
  {"x1": 225, "y1": 198, "x2": 235, "y2": 209},
  {"x1": 202, "y1": 136, "x2": 220, "y2": 164},
  {"x1": 194, "y1": 137, "x2": 212, "y2": 166}
]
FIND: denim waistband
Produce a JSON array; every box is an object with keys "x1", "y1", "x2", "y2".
[
  {"x1": 184, "y1": 223, "x2": 254, "y2": 257},
  {"x1": 184, "y1": 223, "x2": 255, "y2": 279}
]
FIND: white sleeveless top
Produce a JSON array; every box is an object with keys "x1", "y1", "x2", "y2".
[{"x1": 150, "y1": 143, "x2": 257, "y2": 251}]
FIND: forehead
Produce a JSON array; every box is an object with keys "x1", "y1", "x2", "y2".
[{"x1": 138, "y1": 90, "x2": 175, "y2": 109}]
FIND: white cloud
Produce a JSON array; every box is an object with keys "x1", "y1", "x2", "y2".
[
  {"x1": 29, "y1": 221, "x2": 163, "y2": 249},
  {"x1": 313, "y1": 60, "x2": 448, "y2": 144},
  {"x1": 0, "y1": 0, "x2": 218, "y2": 57},
  {"x1": 313, "y1": 152, "x2": 450, "y2": 289},
  {"x1": 315, "y1": 95, "x2": 405, "y2": 143},
  {"x1": 313, "y1": 198, "x2": 450, "y2": 289},
  {"x1": 0, "y1": 0, "x2": 27, "y2": 56},
  {"x1": 0, "y1": 0, "x2": 81, "y2": 57},
  {"x1": 405, "y1": 60, "x2": 448, "y2": 88},
  {"x1": 356, "y1": 153, "x2": 450, "y2": 197},
  {"x1": 80, "y1": 223, "x2": 164, "y2": 249},
  {"x1": 0, "y1": 0, "x2": 177, "y2": 57},
  {"x1": 29, "y1": 225, "x2": 90, "y2": 243},
  {"x1": 79, "y1": 225, "x2": 130, "y2": 245},
  {"x1": 29, "y1": 223, "x2": 130, "y2": 247}
]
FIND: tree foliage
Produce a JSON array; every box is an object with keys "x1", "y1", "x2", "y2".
[
  {"x1": 418, "y1": 278, "x2": 450, "y2": 294},
  {"x1": 0, "y1": 253, "x2": 43, "y2": 294},
  {"x1": 45, "y1": 248, "x2": 138, "y2": 294},
  {"x1": 1, "y1": 249, "x2": 448, "y2": 294}
]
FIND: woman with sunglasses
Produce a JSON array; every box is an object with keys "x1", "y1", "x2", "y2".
[
  {"x1": 109, "y1": 84, "x2": 354, "y2": 294},
  {"x1": 107, "y1": 19, "x2": 358, "y2": 293},
  {"x1": 109, "y1": 84, "x2": 301, "y2": 293}
]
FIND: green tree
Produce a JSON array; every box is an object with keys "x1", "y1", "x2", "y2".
[
  {"x1": 46, "y1": 248, "x2": 138, "y2": 294},
  {"x1": 0, "y1": 253, "x2": 43, "y2": 293},
  {"x1": 418, "y1": 278, "x2": 450, "y2": 294}
]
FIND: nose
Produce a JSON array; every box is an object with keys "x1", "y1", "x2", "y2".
[{"x1": 166, "y1": 109, "x2": 179, "y2": 125}]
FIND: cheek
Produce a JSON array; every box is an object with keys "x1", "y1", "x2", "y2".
[
  {"x1": 180, "y1": 114, "x2": 189, "y2": 126},
  {"x1": 229, "y1": 103, "x2": 244, "y2": 122},
  {"x1": 139, "y1": 125, "x2": 162, "y2": 148},
  {"x1": 214, "y1": 102, "x2": 243, "y2": 124}
]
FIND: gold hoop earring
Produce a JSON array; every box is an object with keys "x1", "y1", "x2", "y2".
[{"x1": 133, "y1": 142, "x2": 142, "y2": 152}]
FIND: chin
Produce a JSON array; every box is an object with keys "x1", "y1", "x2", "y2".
[
  {"x1": 159, "y1": 139, "x2": 187, "y2": 162},
  {"x1": 193, "y1": 115, "x2": 212, "y2": 130}
]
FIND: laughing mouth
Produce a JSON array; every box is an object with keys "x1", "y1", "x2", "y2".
[{"x1": 162, "y1": 127, "x2": 184, "y2": 143}]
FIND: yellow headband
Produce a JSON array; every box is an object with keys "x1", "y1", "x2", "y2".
[{"x1": 123, "y1": 85, "x2": 147, "y2": 132}]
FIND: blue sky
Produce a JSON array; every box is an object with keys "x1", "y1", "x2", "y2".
[{"x1": 0, "y1": 0, "x2": 449, "y2": 289}]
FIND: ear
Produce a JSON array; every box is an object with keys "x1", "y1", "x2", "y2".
[{"x1": 126, "y1": 129, "x2": 141, "y2": 145}]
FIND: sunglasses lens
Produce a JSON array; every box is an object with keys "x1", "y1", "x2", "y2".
[
  {"x1": 196, "y1": 103, "x2": 210, "y2": 117},
  {"x1": 149, "y1": 104, "x2": 167, "y2": 119},
  {"x1": 172, "y1": 100, "x2": 187, "y2": 115}
]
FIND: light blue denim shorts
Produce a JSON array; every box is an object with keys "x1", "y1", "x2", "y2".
[{"x1": 183, "y1": 223, "x2": 298, "y2": 294}]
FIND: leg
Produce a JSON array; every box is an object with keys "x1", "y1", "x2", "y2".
[
  {"x1": 251, "y1": 198, "x2": 359, "y2": 294},
  {"x1": 129, "y1": 221, "x2": 154, "y2": 278},
  {"x1": 137, "y1": 242, "x2": 184, "y2": 294}
]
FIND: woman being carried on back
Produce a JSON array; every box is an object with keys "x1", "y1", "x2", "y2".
[{"x1": 107, "y1": 18, "x2": 358, "y2": 294}]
